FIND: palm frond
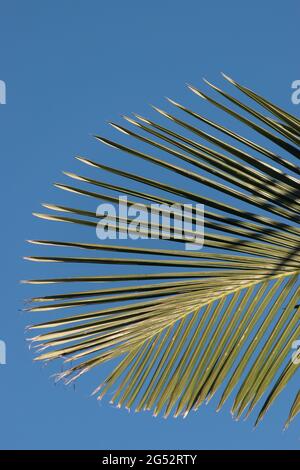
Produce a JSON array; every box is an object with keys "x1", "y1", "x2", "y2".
[{"x1": 25, "y1": 74, "x2": 300, "y2": 427}]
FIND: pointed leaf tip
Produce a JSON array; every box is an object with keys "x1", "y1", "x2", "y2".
[{"x1": 221, "y1": 72, "x2": 235, "y2": 84}]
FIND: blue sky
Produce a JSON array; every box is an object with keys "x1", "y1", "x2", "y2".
[{"x1": 0, "y1": 0, "x2": 299, "y2": 450}]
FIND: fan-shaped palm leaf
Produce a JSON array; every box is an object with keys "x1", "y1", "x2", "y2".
[{"x1": 24, "y1": 74, "x2": 300, "y2": 427}]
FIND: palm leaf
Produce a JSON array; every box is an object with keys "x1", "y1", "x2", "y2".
[{"x1": 24, "y1": 74, "x2": 300, "y2": 427}]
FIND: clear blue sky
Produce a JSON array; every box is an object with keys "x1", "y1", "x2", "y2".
[{"x1": 0, "y1": 0, "x2": 299, "y2": 450}]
